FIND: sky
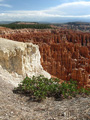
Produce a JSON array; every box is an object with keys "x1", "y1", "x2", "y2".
[{"x1": 0, "y1": 0, "x2": 90, "y2": 23}]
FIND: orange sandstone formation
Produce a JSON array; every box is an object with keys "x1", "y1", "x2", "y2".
[{"x1": 0, "y1": 28, "x2": 90, "y2": 88}]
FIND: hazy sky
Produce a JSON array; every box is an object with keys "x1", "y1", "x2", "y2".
[{"x1": 0, "y1": 0, "x2": 90, "y2": 22}]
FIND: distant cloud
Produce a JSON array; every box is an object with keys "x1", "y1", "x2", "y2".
[
  {"x1": 60, "y1": 0, "x2": 88, "y2": 3},
  {"x1": 0, "y1": 0, "x2": 12, "y2": 8},
  {"x1": 0, "y1": 1, "x2": 90, "y2": 21},
  {"x1": 0, "y1": 4, "x2": 12, "y2": 7},
  {"x1": 45, "y1": 1, "x2": 90, "y2": 16}
]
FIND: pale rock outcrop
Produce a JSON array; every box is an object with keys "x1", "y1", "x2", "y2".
[{"x1": 0, "y1": 38, "x2": 51, "y2": 79}]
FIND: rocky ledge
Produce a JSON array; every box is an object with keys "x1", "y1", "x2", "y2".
[{"x1": 0, "y1": 38, "x2": 50, "y2": 81}]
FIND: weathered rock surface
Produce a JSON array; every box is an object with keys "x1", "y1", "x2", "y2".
[
  {"x1": 0, "y1": 38, "x2": 51, "y2": 79},
  {"x1": 0, "y1": 28, "x2": 90, "y2": 88}
]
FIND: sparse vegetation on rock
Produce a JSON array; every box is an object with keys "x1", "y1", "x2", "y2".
[{"x1": 13, "y1": 75, "x2": 90, "y2": 101}]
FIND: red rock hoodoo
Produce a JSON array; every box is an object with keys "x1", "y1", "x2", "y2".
[{"x1": 0, "y1": 28, "x2": 90, "y2": 88}]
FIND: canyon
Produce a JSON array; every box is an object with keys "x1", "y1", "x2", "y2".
[{"x1": 0, "y1": 28, "x2": 90, "y2": 88}]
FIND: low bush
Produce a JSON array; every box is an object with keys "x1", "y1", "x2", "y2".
[{"x1": 13, "y1": 75, "x2": 90, "y2": 101}]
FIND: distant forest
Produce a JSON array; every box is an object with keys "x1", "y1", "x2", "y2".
[{"x1": 0, "y1": 23, "x2": 52, "y2": 29}]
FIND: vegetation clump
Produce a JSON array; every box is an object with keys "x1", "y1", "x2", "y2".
[{"x1": 13, "y1": 75, "x2": 90, "y2": 101}]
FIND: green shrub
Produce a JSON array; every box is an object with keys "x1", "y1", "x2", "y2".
[
  {"x1": 13, "y1": 75, "x2": 90, "y2": 101},
  {"x1": 14, "y1": 75, "x2": 61, "y2": 101},
  {"x1": 79, "y1": 87, "x2": 90, "y2": 95},
  {"x1": 60, "y1": 80, "x2": 79, "y2": 98}
]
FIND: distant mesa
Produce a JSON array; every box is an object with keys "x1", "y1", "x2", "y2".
[{"x1": 14, "y1": 21, "x2": 38, "y2": 25}]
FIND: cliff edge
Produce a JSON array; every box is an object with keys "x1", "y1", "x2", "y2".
[{"x1": 0, "y1": 38, "x2": 51, "y2": 84}]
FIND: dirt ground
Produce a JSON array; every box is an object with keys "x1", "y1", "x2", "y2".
[{"x1": 0, "y1": 67, "x2": 90, "y2": 120}]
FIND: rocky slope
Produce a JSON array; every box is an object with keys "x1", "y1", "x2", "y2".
[
  {"x1": 0, "y1": 69, "x2": 90, "y2": 120},
  {"x1": 0, "y1": 28, "x2": 90, "y2": 88}
]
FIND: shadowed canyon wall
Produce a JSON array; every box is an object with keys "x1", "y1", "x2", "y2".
[{"x1": 0, "y1": 28, "x2": 90, "y2": 88}]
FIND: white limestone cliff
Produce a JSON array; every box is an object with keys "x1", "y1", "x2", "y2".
[{"x1": 0, "y1": 38, "x2": 51, "y2": 79}]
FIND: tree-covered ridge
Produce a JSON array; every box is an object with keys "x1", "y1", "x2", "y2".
[{"x1": 0, "y1": 23, "x2": 52, "y2": 29}]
